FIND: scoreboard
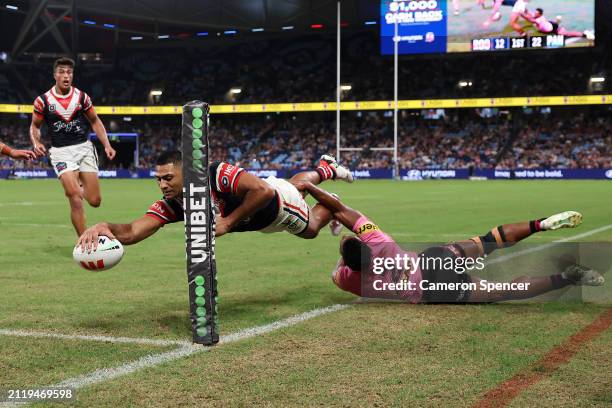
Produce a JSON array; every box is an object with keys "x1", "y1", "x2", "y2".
[
  {"x1": 380, "y1": 0, "x2": 595, "y2": 55},
  {"x1": 471, "y1": 35, "x2": 566, "y2": 52}
]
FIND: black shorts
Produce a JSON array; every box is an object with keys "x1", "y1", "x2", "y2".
[
  {"x1": 550, "y1": 22, "x2": 559, "y2": 34},
  {"x1": 501, "y1": 0, "x2": 517, "y2": 6},
  {"x1": 419, "y1": 245, "x2": 473, "y2": 303}
]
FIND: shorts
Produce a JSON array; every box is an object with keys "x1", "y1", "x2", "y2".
[
  {"x1": 419, "y1": 244, "x2": 473, "y2": 303},
  {"x1": 512, "y1": 0, "x2": 526, "y2": 14},
  {"x1": 259, "y1": 176, "x2": 310, "y2": 235},
  {"x1": 49, "y1": 141, "x2": 98, "y2": 177},
  {"x1": 550, "y1": 22, "x2": 559, "y2": 34}
]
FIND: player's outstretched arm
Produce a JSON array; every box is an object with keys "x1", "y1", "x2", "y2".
[
  {"x1": 77, "y1": 216, "x2": 163, "y2": 252},
  {"x1": 216, "y1": 171, "x2": 276, "y2": 236},
  {"x1": 0, "y1": 142, "x2": 36, "y2": 160},
  {"x1": 295, "y1": 181, "x2": 363, "y2": 230}
]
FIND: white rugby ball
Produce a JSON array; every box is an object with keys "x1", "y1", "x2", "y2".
[{"x1": 73, "y1": 236, "x2": 124, "y2": 271}]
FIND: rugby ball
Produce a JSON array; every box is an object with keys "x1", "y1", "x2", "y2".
[{"x1": 73, "y1": 236, "x2": 124, "y2": 271}]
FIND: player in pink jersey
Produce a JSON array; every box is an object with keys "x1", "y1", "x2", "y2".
[
  {"x1": 293, "y1": 180, "x2": 604, "y2": 303},
  {"x1": 525, "y1": 8, "x2": 594, "y2": 40}
]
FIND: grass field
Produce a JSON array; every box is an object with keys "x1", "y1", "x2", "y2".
[{"x1": 0, "y1": 179, "x2": 610, "y2": 407}]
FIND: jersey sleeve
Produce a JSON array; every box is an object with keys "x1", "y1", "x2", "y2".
[
  {"x1": 211, "y1": 162, "x2": 244, "y2": 194},
  {"x1": 145, "y1": 199, "x2": 179, "y2": 225},
  {"x1": 33, "y1": 96, "x2": 44, "y2": 117},
  {"x1": 333, "y1": 262, "x2": 362, "y2": 296},
  {"x1": 82, "y1": 91, "x2": 93, "y2": 112}
]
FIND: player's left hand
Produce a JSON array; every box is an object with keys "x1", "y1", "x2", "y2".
[
  {"x1": 105, "y1": 145, "x2": 116, "y2": 160},
  {"x1": 215, "y1": 217, "x2": 231, "y2": 237}
]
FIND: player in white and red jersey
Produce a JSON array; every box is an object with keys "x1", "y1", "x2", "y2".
[
  {"x1": 292, "y1": 180, "x2": 604, "y2": 303},
  {"x1": 76, "y1": 150, "x2": 354, "y2": 251},
  {"x1": 30, "y1": 57, "x2": 116, "y2": 236},
  {"x1": 482, "y1": 0, "x2": 530, "y2": 35},
  {"x1": 0, "y1": 141, "x2": 36, "y2": 160},
  {"x1": 525, "y1": 8, "x2": 594, "y2": 39}
]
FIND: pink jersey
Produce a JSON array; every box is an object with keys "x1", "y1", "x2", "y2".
[
  {"x1": 534, "y1": 16, "x2": 554, "y2": 33},
  {"x1": 333, "y1": 216, "x2": 423, "y2": 303}
]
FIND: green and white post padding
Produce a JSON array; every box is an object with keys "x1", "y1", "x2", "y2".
[{"x1": 181, "y1": 100, "x2": 219, "y2": 345}]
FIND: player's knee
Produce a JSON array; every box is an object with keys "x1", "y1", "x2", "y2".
[
  {"x1": 87, "y1": 195, "x2": 101, "y2": 208},
  {"x1": 65, "y1": 191, "x2": 83, "y2": 209}
]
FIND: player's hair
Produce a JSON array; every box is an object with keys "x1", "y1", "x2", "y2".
[
  {"x1": 53, "y1": 57, "x2": 75, "y2": 72},
  {"x1": 536, "y1": 8, "x2": 543, "y2": 14},
  {"x1": 156, "y1": 151, "x2": 183, "y2": 166},
  {"x1": 341, "y1": 236, "x2": 371, "y2": 272}
]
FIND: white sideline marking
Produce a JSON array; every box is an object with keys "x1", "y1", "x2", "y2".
[
  {"x1": 0, "y1": 304, "x2": 349, "y2": 404},
  {"x1": 0, "y1": 329, "x2": 191, "y2": 347},
  {"x1": 489, "y1": 223, "x2": 612, "y2": 264},
  {"x1": 0, "y1": 222, "x2": 72, "y2": 229}
]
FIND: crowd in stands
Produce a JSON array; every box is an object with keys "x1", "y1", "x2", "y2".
[
  {"x1": 1, "y1": 31, "x2": 608, "y2": 106},
  {"x1": 2, "y1": 108, "x2": 610, "y2": 171}
]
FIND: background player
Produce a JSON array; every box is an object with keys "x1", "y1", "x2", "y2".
[
  {"x1": 483, "y1": 0, "x2": 529, "y2": 34},
  {"x1": 0, "y1": 141, "x2": 36, "y2": 161},
  {"x1": 76, "y1": 151, "x2": 352, "y2": 251},
  {"x1": 525, "y1": 8, "x2": 595, "y2": 40},
  {"x1": 30, "y1": 57, "x2": 116, "y2": 236},
  {"x1": 293, "y1": 180, "x2": 604, "y2": 303}
]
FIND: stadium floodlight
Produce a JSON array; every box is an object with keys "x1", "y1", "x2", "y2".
[
  {"x1": 158, "y1": 35, "x2": 170, "y2": 39},
  {"x1": 340, "y1": 84, "x2": 352, "y2": 91},
  {"x1": 458, "y1": 80, "x2": 473, "y2": 88},
  {"x1": 103, "y1": 23, "x2": 115, "y2": 28},
  {"x1": 83, "y1": 20, "x2": 96, "y2": 25},
  {"x1": 252, "y1": 28, "x2": 264, "y2": 32},
  {"x1": 282, "y1": 26, "x2": 294, "y2": 30},
  {"x1": 230, "y1": 87, "x2": 242, "y2": 94},
  {"x1": 224, "y1": 30, "x2": 237, "y2": 35},
  {"x1": 197, "y1": 32, "x2": 209, "y2": 36},
  {"x1": 589, "y1": 76, "x2": 605, "y2": 83},
  {"x1": 364, "y1": 21, "x2": 377, "y2": 25},
  {"x1": 150, "y1": 90, "x2": 163, "y2": 96},
  {"x1": 131, "y1": 36, "x2": 143, "y2": 40},
  {"x1": 6, "y1": 5, "x2": 18, "y2": 10}
]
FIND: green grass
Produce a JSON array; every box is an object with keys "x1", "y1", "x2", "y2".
[{"x1": 0, "y1": 179, "x2": 610, "y2": 406}]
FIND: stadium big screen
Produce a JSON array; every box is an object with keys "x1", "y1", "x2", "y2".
[{"x1": 381, "y1": 0, "x2": 596, "y2": 54}]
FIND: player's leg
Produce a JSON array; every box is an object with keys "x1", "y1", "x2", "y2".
[
  {"x1": 483, "y1": 0, "x2": 504, "y2": 27},
  {"x1": 59, "y1": 171, "x2": 87, "y2": 235},
  {"x1": 467, "y1": 263, "x2": 604, "y2": 303},
  {"x1": 510, "y1": 12, "x2": 525, "y2": 35},
  {"x1": 453, "y1": 0, "x2": 460, "y2": 15},
  {"x1": 79, "y1": 172, "x2": 102, "y2": 207},
  {"x1": 289, "y1": 154, "x2": 353, "y2": 193},
  {"x1": 557, "y1": 27, "x2": 588, "y2": 38},
  {"x1": 298, "y1": 204, "x2": 334, "y2": 239},
  {"x1": 454, "y1": 211, "x2": 583, "y2": 260}
]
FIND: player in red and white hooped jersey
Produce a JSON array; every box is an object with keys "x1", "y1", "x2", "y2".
[
  {"x1": 29, "y1": 57, "x2": 116, "y2": 236},
  {"x1": 76, "y1": 150, "x2": 354, "y2": 251}
]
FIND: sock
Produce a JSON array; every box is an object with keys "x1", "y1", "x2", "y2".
[
  {"x1": 529, "y1": 218, "x2": 546, "y2": 233},
  {"x1": 316, "y1": 164, "x2": 336, "y2": 181},
  {"x1": 551, "y1": 273, "x2": 574, "y2": 289}
]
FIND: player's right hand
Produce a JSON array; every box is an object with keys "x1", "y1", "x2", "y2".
[
  {"x1": 10, "y1": 149, "x2": 36, "y2": 161},
  {"x1": 77, "y1": 223, "x2": 116, "y2": 253},
  {"x1": 33, "y1": 143, "x2": 47, "y2": 157}
]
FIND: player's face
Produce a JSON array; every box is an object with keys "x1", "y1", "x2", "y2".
[
  {"x1": 155, "y1": 163, "x2": 183, "y2": 200},
  {"x1": 534, "y1": 10, "x2": 542, "y2": 17},
  {"x1": 54, "y1": 65, "x2": 73, "y2": 91}
]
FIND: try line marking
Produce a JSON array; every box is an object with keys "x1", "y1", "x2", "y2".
[{"x1": 1, "y1": 223, "x2": 609, "y2": 405}]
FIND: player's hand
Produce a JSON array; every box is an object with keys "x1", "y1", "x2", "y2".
[
  {"x1": 215, "y1": 217, "x2": 231, "y2": 237},
  {"x1": 33, "y1": 142, "x2": 47, "y2": 157},
  {"x1": 105, "y1": 145, "x2": 116, "y2": 160},
  {"x1": 10, "y1": 149, "x2": 36, "y2": 161},
  {"x1": 77, "y1": 223, "x2": 116, "y2": 253}
]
